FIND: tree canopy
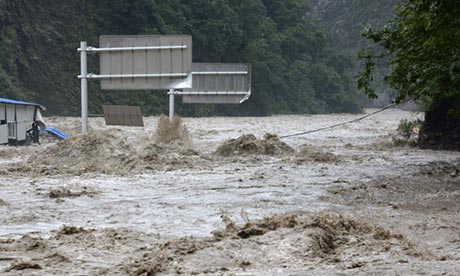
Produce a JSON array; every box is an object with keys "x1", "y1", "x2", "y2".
[
  {"x1": 357, "y1": 0, "x2": 460, "y2": 149},
  {"x1": 357, "y1": 0, "x2": 460, "y2": 105}
]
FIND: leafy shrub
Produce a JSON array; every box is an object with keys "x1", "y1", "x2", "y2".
[{"x1": 392, "y1": 119, "x2": 423, "y2": 146}]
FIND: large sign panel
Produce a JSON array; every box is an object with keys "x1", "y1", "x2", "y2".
[
  {"x1": 181, "y1": 63, "x2": 251, "y2": 104},
  {"x1": 99, "y1": 35, "x2": 192, "y2": 90}
]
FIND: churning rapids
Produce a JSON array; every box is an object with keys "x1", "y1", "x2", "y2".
[{"x1": 1, "y1": 109, "x2": 459, "y2": 275}]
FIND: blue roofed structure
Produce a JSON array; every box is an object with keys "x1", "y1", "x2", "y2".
[
  {"x1": 0, "y1": 98, "x2": 45, "y2": 110},
  {"x1": 0, "y1": 97, "x2": 46, "y2": 145}
]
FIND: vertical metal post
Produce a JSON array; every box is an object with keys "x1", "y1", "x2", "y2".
[
  {"x1": 169, "y1": 89, "x2": 174, "y2": 122},
  {"x1": 80, "y1": 41, "x2": 88, "y2": 134}
]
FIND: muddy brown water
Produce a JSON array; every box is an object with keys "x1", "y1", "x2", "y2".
[{"x1": 1, "y1": 109, "x2": 459, "y2": 275}]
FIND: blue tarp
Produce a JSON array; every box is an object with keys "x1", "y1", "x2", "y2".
[
  {"x1": 0, "y1": 97, "x2": 45, "y2": 110},
  {"x1": 45, "y1": 128, "x2": 67, "y2": 140}
]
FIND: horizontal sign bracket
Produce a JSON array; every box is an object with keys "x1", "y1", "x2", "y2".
[
  {"x1": 174, "y1": 91, "x2": 250, "y2": 96},
  {"x1": 78, "y1": 45, "x2": 187, "y2": 53},
  {"x1": 78, "y1": 73, "x2": 188, "y2": 79},
  {"x1": 192, "y1": 71, "x2": 248, "y2": 76}
]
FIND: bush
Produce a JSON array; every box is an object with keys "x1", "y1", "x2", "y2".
[{"x1": 392, "y1": 119, "x2": 422, "y2": 146}]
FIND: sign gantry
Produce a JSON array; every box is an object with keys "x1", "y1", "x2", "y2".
[
  {"x1": 78, "y1": 35, "x2": 192, "y2": 133},
  {"x1": 78, "y1": 35, "x2": 252, "y2": 134}
]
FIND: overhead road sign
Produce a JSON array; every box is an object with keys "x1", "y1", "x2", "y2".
[
  {"x1": 78, "y1": 37, "x2": 253, "y2": 133},
  {"x1": 78, "y1": 35, "x2": 193, "y2": 133},
  {"x1": 178, "y1": 63, "x2": 251, "y2": 104}
]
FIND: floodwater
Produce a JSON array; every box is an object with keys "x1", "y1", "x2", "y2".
[{"x1": 0, "y1": 109, "x2": 459, "y2": 275}]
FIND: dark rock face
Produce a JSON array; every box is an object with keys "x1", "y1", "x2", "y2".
[{"x1": 419, "y1": 97, "x2": 460, "y2": 151}]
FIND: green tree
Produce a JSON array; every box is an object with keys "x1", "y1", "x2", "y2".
[
  {"x1": 357, "y1": 0, "x2": 460, "y2": 149},
  {"x1": 357, "y1": 0, "x2": 460, "y2": 103}
]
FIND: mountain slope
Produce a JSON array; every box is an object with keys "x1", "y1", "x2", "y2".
[
  {"x1": 0, "y1": 0, "x2": 363, "y2": 116},
  {"x1": 308, "y1": 0, "x2": 399, "y2": 106},
  {"x1": 308, "y1": 0, "x2": 398, "y2": 53}
]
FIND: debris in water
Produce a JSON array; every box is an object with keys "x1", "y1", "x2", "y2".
[
  {"x1": 215, "y1": 133, "x2": 294, "y2": 157},
  {"x1": 8, "y1": 130, "x2": 136, "y2": 175},
  {"x1": 213, "y1": 212, "x2": 298, "y2": 239},
  {"x1": 6, "y1": 128, "x2": 204, "y2": 176},
  {"x1": 4, "y1": 261, "x2": 42, "y2": 272},
  {"x1": 296, "y1": 144, "x2": 338, "y2": 163},
  {"x1": 48, "y1": 186, "x2": 98, "y2": 199},
  {"x1": 56, "y1": 225, "x2": 90, "y2": 236}
]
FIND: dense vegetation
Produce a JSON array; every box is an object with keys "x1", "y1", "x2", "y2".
[
  {"x1": 308, "y1": 0, "x2": 398, "y2": 52},
  {"x1": 0, "y1": 0, "x2": 362, "y2": 116},
  {"x1": 358, "y1": 0, "x2": 460, "y2": 149},
  {"x1": 308, "y1": 0, "x2": 398, "y2": 106}
]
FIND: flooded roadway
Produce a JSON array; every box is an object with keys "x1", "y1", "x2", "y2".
[{"x1": 0, "y1": 109, "x2": 459, "y2": 275}]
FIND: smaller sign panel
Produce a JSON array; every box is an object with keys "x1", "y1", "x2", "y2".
[
  {"x1": 102, "y1": 105, "x2": 144, "y2": 127},
  {"x1": 99, "y1": 35, "x2": 192, "y2": 90},
  {"x1": 182, "y1": 63, "x2": 251, "y2": 104}
]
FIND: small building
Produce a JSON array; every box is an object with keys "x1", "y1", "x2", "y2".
[{"x1": 0, "y1": 97, "x2": 46, "y2": 145}]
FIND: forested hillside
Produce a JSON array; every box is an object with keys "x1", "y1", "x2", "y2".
[
  {"x1": 0, "y1": 0, "x2": 363, "y2": 116},
  {"x1": 308, "y1": 0, "x2": 398, "y2": 53},
  {"x1": 308, "y1": 0, "x2": 398, "y2": 106}
]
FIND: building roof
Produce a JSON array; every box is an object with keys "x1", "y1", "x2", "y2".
[{"x1": 0, "y1": 98, "x2": 45, "y2": 110}]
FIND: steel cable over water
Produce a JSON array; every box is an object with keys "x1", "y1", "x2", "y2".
[{"x1": 279, "y1": 100, "x2": 411, "y2": 139}]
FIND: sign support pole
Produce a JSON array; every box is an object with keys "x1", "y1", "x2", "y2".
[
  {"x1": 169, "y1": 89, "x2": 174, "y2": 122},
  {"x1": 80, "y1": 41, "x2": 88, "y2": 134}
]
